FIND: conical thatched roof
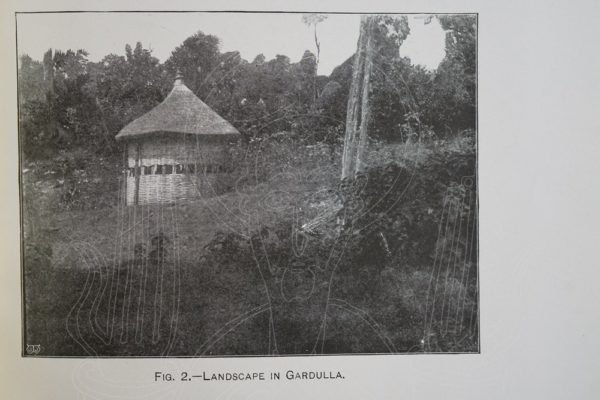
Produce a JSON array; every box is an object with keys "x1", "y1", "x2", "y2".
[{"x1": 115, "y1": 75, "x2": 240, "y2": 141}]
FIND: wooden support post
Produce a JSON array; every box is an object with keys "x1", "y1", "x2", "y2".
[{"x1": 134, "y1": 142, "x2": 141, "y2": 206}]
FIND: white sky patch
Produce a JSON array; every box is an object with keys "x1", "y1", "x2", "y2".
[
  {"x1": 403, "y1": 16, "x2": 447, "y2": 69},
  {"x1": 16, "y1": 13, "x2": 446, "y2": 75}
]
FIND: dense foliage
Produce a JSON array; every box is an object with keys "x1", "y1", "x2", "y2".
[
  {"x1": 22, "y1": 135, "x2": 477, "y2": 355},
  {"x1": 18, "y1": 15, "x2": 476, "y2": 161}
]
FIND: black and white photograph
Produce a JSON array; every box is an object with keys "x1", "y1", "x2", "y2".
[
  {"x1": 18, "y1": 11, "x2": 478, "y2": 357},
  {"x1": 5, "y1": 0, "x2": 600, "y2": 398}
]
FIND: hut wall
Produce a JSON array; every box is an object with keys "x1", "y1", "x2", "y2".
[{"x1": 125, "y1": 137, "x2": 234, "y2": 205}]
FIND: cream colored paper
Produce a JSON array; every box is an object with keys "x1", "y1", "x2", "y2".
[{"x1": 1, "y1": 0, "x2": 599, "y2": 399}]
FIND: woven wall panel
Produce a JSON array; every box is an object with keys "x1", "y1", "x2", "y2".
[
  {"x1": 127, "y1": 140, "x2": 225, "y2": 167},
  {"x1": 125, "y1": 139, "x2": 227, "y2": 206}
]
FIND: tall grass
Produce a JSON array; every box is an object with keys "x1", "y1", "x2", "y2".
[{"x1": 22, "y1": 133, "x2": 477, "y2": 355}]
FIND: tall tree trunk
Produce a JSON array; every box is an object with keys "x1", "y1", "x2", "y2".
[
  {"x1": 355, "y1": 20, "x2": 375, "y2": 173},
  {"x1": 341, "y1": 16, "x2": 375, "y2": 179},
  {"x1": 313, "y1": 24, "x2": 320, "y2": 106}
]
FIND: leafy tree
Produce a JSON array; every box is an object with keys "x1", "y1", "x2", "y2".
[
  {"x1": 301, "y1": 14, "x2": 328, "y2": 63},
  {"x1": 88, "y1": 42, "x2": 169, "y2": 152},
  {"x1": 164, "y1": 31, "x2": 221, "y2": 98},
  {"x1": 20, "y1": 49, "x2": 94, "y2": 157},
  {"x1": 301, "y1": 14, "x2": 328, "y2": 104},
  {"x1": 19, "y1": 54, "x2": 52, "y2": 158},
  {"x1": 252, "y1": 53, "x2": 265, "y2": 65},
  {"x1": 428, "y1": 15, "x2": 477, "y2": 135},
  {"x1": 331, "y1": 15, "x2": 476, "y2": 142},
  {"x1": 18, "y1": 15, "x2": 477, "y2": 160},
  {"x1": 369, "y1": 57, "x2": 437, "y2": 142},
  {"x1": 18, "y1": 55, "x2": 45, "y2": 106},
  {"x1": 295, "y1": 50, "x2": 318, "y2": 107}
]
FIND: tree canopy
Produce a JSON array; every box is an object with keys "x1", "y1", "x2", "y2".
[{"x1": 18, "y1": 14, "x2": 476, "y2": 160}]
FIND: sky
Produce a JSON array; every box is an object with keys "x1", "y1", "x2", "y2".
[{"x1": 16, "y1": 12, "x2": 447, "y2": 75}]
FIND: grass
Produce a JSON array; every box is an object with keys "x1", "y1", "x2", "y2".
[{"x1": 22, "y1": 136, "x2": 478, "y2": 356}]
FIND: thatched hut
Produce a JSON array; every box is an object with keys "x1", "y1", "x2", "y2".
[{"x1": 115, "y1": 73, "x2": 241, "y2": 205}]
